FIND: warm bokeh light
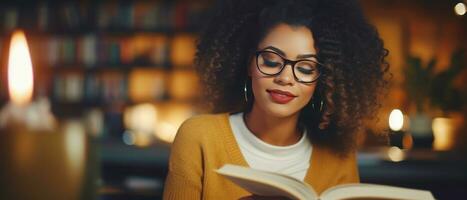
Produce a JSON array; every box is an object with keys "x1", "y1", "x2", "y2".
[
  {"x1": 63, "y1": 120, "x2": 86, "y2": 196},
  {"x1": 389, "y1": 109, "x2": 404, "y2": 131},
  {"x1": 123, "y1": 103, "x2": 194, "y2": 145},
  {"x1": 123, "y1": 103, "x2": 158, "y2": 147},
  {"x1": 154, "y1": 103, "x2": 194, "y2": 143},
  {"x1": 156, "y1": 122, "x2": 178, "y2": 143},
  {"x1": 454, "y1": 2, "x2": 466, "y2": 16},
  {"x1": 124, "y1": 103, "x2": 158, "y2": 134},
  {"x1": 432, "y1": 117, "x2": 455, "y2": 151},
  {"x1": 8, "y1": 30, "x2": 34, "y2": 106},
  {"x1": 387, "y1": 146, "x2": 405, "y2": 162}
]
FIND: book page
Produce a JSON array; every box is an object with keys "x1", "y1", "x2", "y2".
[
  {"x1": 216, "y1": 164, "x2": 318, "y2": 200},
  {"x1": 321, "y1": 183, "x2": 435, "y2": 200}
]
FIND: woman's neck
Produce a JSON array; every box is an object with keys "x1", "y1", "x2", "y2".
[{"x1": 244, "y1": 105, "x2": 302, "y2": 146}]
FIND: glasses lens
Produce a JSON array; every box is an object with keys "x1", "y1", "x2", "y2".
[
  {"x1": 257, "y1": 52, "x2": 284, "y2": 75},
  {"x1": 294, "y1": 60, "x2": 320, "y2": 82}
]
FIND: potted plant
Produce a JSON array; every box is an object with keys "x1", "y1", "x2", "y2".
[
  {"x1": 429, "y1": 50, "x2": 466, "y2": 115},
  {"x1": 402, "y1": 49, "x2": 466, "y2": 149},
  {"x1": 429, "y1": 50, "x2": 466, "y2": 150}
]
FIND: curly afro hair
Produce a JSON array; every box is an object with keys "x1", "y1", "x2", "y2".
[{"x1": 194, "y1": 0, "x2": 390, "y2": 157}]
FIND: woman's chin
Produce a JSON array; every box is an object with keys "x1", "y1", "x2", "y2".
[{"x1": 261, "y1": 103, "x2": 301, "y2": 118}]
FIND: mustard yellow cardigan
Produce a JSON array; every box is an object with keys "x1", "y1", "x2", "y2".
[{"x1": 163, "y1": 113, "x2": 359, "y2": 200}]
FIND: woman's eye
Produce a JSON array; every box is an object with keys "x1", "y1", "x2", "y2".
[
  {"x1": 297, "y1": 66, "x2": 315, "y2": 74},
  {"x1": 264, "y1": 59, "x2": 281, "y2": 67}
]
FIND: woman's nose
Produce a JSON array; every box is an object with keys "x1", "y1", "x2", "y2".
[{"x1": 274, "y1": 64, "x2": 295, "y2": 85}]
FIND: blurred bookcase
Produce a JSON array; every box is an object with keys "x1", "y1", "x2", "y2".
[{"x1": 0, "y1": 0, "x2": 211, "y2": 142}]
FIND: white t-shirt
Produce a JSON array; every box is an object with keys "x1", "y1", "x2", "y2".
[{"x1": 228, "y1": 112, "x2": 312, "y2": 181}]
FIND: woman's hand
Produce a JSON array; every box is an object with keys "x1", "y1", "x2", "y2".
[{"x1": 239, "y1": 195, "x2": 291, "y2": 200}]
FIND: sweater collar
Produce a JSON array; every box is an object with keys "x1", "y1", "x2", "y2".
[{"x1": 218, "y1": 112, "x2": 326, "y2": 187}]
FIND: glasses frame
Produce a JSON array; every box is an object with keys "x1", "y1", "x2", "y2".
[{"x1": 255, "y1": 50, "x2": 323, "y2": 83}]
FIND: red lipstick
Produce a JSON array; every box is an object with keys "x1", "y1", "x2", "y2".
[{"x1": 267, "y1": 89, "x2": 297, "y2": 104}]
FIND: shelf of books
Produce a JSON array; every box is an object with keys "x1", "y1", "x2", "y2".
[{"x1": 0, "y1": 0, "x2": 211, "y2": 144}]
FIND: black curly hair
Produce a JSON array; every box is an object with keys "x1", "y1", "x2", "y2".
[{"x1": 194, "y1": 0, "x2": 390, "y2": 157}]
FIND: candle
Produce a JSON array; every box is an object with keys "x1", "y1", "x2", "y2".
[
  {"x1": 0, "y1": 30, "x2": 56, "y2": 130},
  {"x1": 432, "y1": 117, "x2": 456, "y2": 151},
  {"x1": 0, "y1": 30, "x2": 94, "y2": 200},
  {"x1": 388, "y1": 109, "x2": 407, "y2": 149}
]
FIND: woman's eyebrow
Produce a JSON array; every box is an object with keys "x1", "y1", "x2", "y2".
[
  {"x1": 297, "y1": 54, "x2": 317, "y2": 59},
  {"x1": 262, "y1": 46, "x2": 317, "y2": 59},
  {"x1": 263, "y1": 46, "x2": 286, "y2": 56}
]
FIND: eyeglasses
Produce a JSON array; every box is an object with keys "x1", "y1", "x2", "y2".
[{"x1": 255, "y1": 50, "x2": 323, "y2": 83}]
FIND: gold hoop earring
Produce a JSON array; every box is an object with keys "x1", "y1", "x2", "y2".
[
  {"x1": 244, "y1": 81, "x2": 248, "y2": 103},
  {"x1": 312, "y1": 100, "x2": 324, "y2": 112}
]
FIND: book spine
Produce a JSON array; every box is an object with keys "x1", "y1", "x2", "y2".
[
  {"x1": 37, "y1": 3, "x2": 49, "y2": 31},
  {"x1": 53, "y1": 76, "x2": 63, "y2": 101},
  {"x1": 4, "y1": 8, "x2": 18, "y2": 31},
  {"x1": 64, "y1": 73, "x2": 84, "y2": 103},
  {"x1": 47, "y1": 37, "x2": 60, "y2": 67},
  {"x1": 82, "y1": 34, "x2": 97, "y2": 67},
  {"x1": 84, "y1": 74, "x2": 100, "y2": 103}
]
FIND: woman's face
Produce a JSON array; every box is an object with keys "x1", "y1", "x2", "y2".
[{"x1": 249, "y1": 23, "x2": 318, "y2": 118}]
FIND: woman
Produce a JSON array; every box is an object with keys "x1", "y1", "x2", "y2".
[{"x1": 164, "y1": 0, "x2": 389, "y2": 199}]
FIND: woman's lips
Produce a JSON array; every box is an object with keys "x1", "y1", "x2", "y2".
[{"x1": 267, "y1": 89, "x2": 297, "y2": 104}]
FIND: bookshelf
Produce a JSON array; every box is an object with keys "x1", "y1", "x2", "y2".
[{"x1": 0, "y1": 0, "x2": 211, "y2": 141}]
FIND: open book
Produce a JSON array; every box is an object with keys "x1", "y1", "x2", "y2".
[{"x1": 216, "y1": 164, "x2": 435, "y2": 200}]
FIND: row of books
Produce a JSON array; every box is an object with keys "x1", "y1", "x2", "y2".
[
  {"x1": 52, "y1": 68, "x2": 199, "y2": 104},
  {"x1": 0, "y1": 1, "x2": 208, "y2": 32},
  {"x1": 30, "y1": 33, "x2": 196, "y2": 68}
]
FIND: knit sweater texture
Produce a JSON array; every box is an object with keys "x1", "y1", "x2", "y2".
[{"x1": 163, "y1": 113, "x2": 359, "y2": 200}]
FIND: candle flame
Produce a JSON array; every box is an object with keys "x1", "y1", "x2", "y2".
[{"x1": 8, "y1": 30, "x2": 34, "y2": 106}]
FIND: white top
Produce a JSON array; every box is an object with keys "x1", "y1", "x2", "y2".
[{"x1": 229, "y1": 112, "x2": 312, "y2": 181}]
